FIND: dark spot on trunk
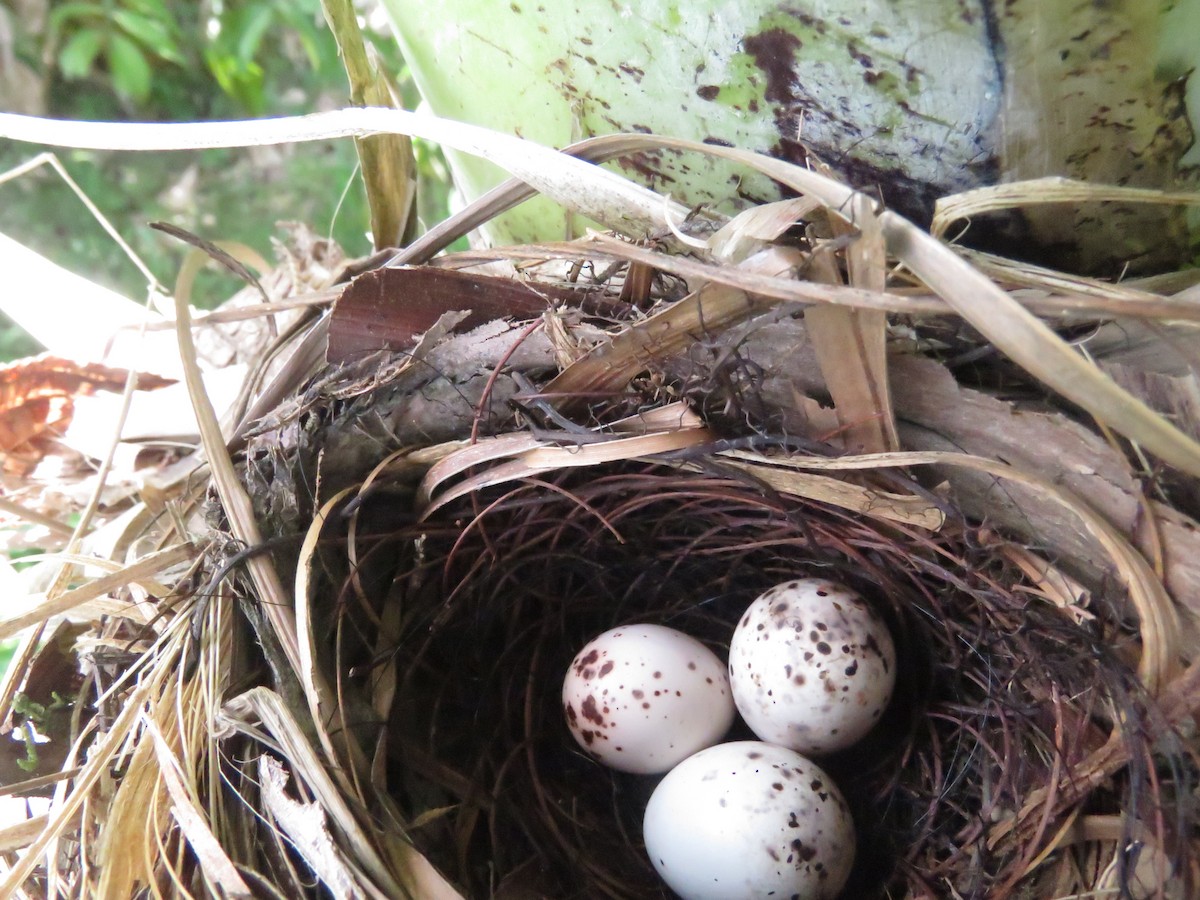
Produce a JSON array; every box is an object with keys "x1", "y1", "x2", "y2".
[{"x1": 743, "y1": 28, "x2": 802, "y2": 104}]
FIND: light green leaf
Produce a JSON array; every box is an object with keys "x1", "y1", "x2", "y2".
[
  {"x1": 111, "y1": 9, "x2": 184, "y2": 65},
  {"x1": 106, "y1": 33, "x2": 153, "y2": 103},
  {"x1": 123, "y1": 0, "x2": 171, "y2": 18},
  {"x1": 48, "y1": 2, "x2": 105, "y2": 30},
  {"x1": 234, "y1": 5, "x2": 275, "y2": 63},
  {"x1": 58, "y1": 28, "x2": 105, "y2": 79},
  {"x1": 279, "y1": 4, "x2": 325, "y2": 71}
]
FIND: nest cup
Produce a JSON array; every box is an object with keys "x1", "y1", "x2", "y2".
[{"x1": 302, "y1": 448, "x2": 1190, "y2": 899}]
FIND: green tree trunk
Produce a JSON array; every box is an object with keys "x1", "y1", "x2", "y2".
[{"x1": 382, "y1": 0, "x2": 1197, "y2": 272}]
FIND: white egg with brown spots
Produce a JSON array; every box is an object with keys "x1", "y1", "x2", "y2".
[
  {"x1": 643, "y1": 741, "x2": 855, "y2": 900},
  {"x1": 562, "y1": 624, "x2": 734, "y2": 774},
  {"x1": 729, "y1": 579, "x2": 896, "y2": 754}
]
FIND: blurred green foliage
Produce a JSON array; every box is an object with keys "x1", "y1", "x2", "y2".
[{"x1": 0, "y1": 0, "x2": 452, "y2": 359}]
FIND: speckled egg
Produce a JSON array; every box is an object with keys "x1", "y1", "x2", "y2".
[
  {"x1": 729, "y1": 579, "x2": 896, "y2": 754},
  {"x1": 562, "y1": 624, "x2": 735, "y2": 774},
  {"x1": 643, "y1": 741, "x2": 855, "y2": 900}
]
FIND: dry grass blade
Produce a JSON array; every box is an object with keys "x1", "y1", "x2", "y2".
[
  {"x1": 719, "y1": 448, "x2": 1177, "y2": 692},
  {"x1": 0, "y1": 109, "x2": 688, "y2": 241},
  {"x1": 450, "y1": 237, "x2": 1200, "y2": 322},
  {"x1": 258, "y1": 755, "x2": 369, "y2": 900},
  {"x1": 932, "y1": 176, "x2": 1200, "y2": 240},
  {"x1": 0, "y1": 816, "x2": 47, "y2": 853},
  {"x1": 547, "y1": 247, "x2": 804, "y2": 401},
  {"x1": 804, "y1": 194, "x2": 898, "y2": 453},
  {"x1": 420, "y1": 427, "x2": 715, "y2": 516},
  {"x1": 295, "y1": 487, "x2": 371, "y2": 787},
  {"x1": 0, "y1": 674, "x2": 158, "y2": 895},
  {"x1": 448, "y1": 237, "x2": 937, "y2": 313},
  {"x1": 416, "y1": 403, "x2": 704, "y2": 506},
  {"x1": 804, "y1": 303, "x2": 896, "y2": 452},
  {"x1": 0, "y1": 496, "x2": 75, "y2": 537},
  {"x1": 958, "y1": 248, "x2": 1200, "y2": 311},
  {"x1": 91, "y1": 620, "x2": 197, "y2": 898},
  {"x1": 714, "y1": 458, "x2": 943, "y2": 529},
  {"x1": 143, "y1": 715, "x2": 253, "y2": 899},
  {"x1": 827, "y1": 195, "x2": 897, "y2": 451},
  {"x1": 217, "y1": 687, "x2": 463, "y2": 899},
  {"x1": 0, "y1": 542, "x2": 192, "y2": 641},
  {"x1": 171, "y1": 249, "x2": 302, "y2": 674}
]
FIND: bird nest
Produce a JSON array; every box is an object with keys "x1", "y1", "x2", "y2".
[
  {"x1": 292, "y1": 452, "x2": 1193, "y2": 898},
  {"x1": 2, "y1": 117, "x2": 1199, "y2": 900}
]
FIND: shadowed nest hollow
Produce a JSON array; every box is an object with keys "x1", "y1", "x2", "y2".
[{"x1": 295, "y1": 447, "x2": 1193, "y2": 899}]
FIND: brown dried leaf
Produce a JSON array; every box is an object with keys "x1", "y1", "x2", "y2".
[
  {"x1": 715, "y1": 456, "x2": 943, "y2": 529},
  {"x1": 546, "y1": 247, "x2": 803, "y2": 403},
  {"x1": 0, "y1": 355, "x2": 173, "y2": 474},
  {"x1": 421, "y1": 425, "x2": 714, "y2": 516},
  {"x1": 144, "y1": 718, "x2": 253, "y2": 899},
  {"x1": 328, "y1": 266, "x2": 612, "y2": 363},
  {"x1": 804, "y1": 198, "x2": 897, "y2": 453},
  {"x1": 932, "y1": 177, "x2": 1200, "y2": 241}
]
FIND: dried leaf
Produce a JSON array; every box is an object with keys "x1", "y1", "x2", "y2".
[
  {"x1": 259, "y1": 755, "x2": 365, "y2": 900},
  {"x1": 328, "y1": 266, "x2": 610, "y2": 363},
  {"x1": 932, "y1": 177, "x2": 1200, "y2": 241},
  {"x1": 0, "y1": 543, "x2": 192, "y2": 642},
  {"x1": 0, "y1": 109, "x2": 689, "y2": 241},
  {"x1": 0, "y1": 355, "x2": 173, "y2": 474},
  {"x1": 421, "y1": 425, "x2": 714, "y2": 516},
  {"x1": 714, "y1": 457, "x2": 943, "y2": 529},
  {"x1": 547, "y1": 247, "x2": 803, "y2": 402},
  {"x1": 804, "y1": 197, "x2": 897, "y2": 453},
  {"x1": 707, "y1": 197, "x2": 822, "y2": 263},
  {"x1": 144, "y1": 717, "x2": 253, "y2": 899}
]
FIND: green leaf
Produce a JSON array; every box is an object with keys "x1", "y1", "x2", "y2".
[
  {"x1": 58, "y1": 28, "x2": 106, "y2": 79},
  {"x1": 124, "y1": 0, "x2": 171, "y2": 18},
  {"x1": 234, "y1": 4, "x2": 275, "y2": 63},
  {"x1": 111, "y1": 8, "x2": 185, "y2": 65},
  {"x1": 106, "y1": 32, "x2": 153, "y2": 103},
  {"x1": 277, "y1": 5, "x2": 326, "y2": 72},
  {"x1": 203, "y1": 48, "x2": 265, "y2": 114},
  {"x1": 48, "y1": 2, "x2": 105, "y2": 30},
  {"x1": 0, "y1": 639, "x2": 18, "y2": 682}
]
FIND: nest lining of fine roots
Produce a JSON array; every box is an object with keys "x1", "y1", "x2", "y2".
[{"x1": 296, "y1": 448, "x2": 1192, "y2": 899}]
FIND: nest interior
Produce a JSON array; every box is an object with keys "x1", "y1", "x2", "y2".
[{"x1": 296, "y1": 449, "x2": 1190, "y2": 899}]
